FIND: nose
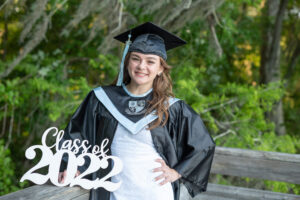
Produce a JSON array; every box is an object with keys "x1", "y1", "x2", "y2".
[{"x1": 137, "y1": 59, "x2": 147, "y2": 70}]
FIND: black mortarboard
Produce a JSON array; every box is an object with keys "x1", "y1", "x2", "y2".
[
  {"x1": 114, "y1": 22, "x2": 186, "y2": 59},
  {"x1": 113, "y1": 22, "x2": 186, "y2": 86}
]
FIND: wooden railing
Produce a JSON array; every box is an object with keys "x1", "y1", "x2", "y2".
[
  {"x1": 191, "y1": 147, "x2": 300, "y2": 200},
  {"x1": 1, "y1": 147, "x2": 300, "y2": 200}
]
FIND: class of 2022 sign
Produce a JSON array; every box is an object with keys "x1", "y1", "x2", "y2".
[{"x1": 20, "y1": 127, "x2": 123, "y2": 191}]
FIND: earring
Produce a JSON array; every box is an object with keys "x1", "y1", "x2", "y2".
[{"x1": 158, "y1": 72, "x2": 162, "y2": 76}]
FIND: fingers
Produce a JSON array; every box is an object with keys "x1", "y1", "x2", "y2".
[
  {"x1": 58, "y1": 170, "x2": 81, "y2": 184},
  {"x1": 152, "y1": 159, "x2": 182, "y2": 186},
  {"x1": 58, "y1": 172, "x2": 63, "y2": 183},
  {"x1": 154, "y1": 158, "x2": 166, "y2": 166},
  {"x1": 154, "y1": 173, "x2": 165, "y2": 182},
  {"x1": 153, "y1": 158, "x2": 170, "y2": 186},
  {"x1": 61, "y1": 170, "x2": 67, "y2": 183},
  {"x1": 153, "y1": 172, "x2": 171, "y2": 186},
  {"x1": 59, "y1": 170, "x2": 67, "y2": 184},
  {"x1": 159, "y1": 178, "x2": 169, "y2": 186},
  {"x1": 75, "y1": 170, "x2": 80, "y2": 177},
  {"x1": 152, "y1": 166, "x2": 164, "y2": 172}
]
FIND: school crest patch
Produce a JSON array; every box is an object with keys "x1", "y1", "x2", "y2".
[{"x1": 125, "y1": 100, "x2": 146, "y2": 115}]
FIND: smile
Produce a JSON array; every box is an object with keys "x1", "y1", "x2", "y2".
[{"x1": 135, "y1": 72, "x2": 148, "y2": 77}]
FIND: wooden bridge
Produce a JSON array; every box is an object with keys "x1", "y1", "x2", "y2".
[{"x1": 1, "y1": 147, "x2": 300, "y2": 200}]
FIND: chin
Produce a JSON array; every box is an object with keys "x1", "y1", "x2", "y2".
[{"x1": 131, "y1": 79, "x2": 152, "y2": 87}]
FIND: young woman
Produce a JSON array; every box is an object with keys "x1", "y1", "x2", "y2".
[{"x1": 59, "y1": 22, "x2": 215, "y2": 200}]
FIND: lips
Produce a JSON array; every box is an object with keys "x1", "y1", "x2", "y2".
[{"x1": 135, "y1": 71, "x2": 148, "y2": 77}]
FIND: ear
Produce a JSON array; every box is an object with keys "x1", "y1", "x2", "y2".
[{"x1": 158, "y1": 64, "x2": 164, "y2": 75}]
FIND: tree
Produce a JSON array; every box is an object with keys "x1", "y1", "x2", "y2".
[{"x1": 260, "y1": 0, "x2": 288, "y2": 135}]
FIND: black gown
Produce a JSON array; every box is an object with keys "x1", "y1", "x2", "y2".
[{"x1": 60, "y1": 84, "x2": 215, "y2": 200}]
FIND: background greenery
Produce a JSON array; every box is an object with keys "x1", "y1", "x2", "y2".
[{"x1": 0, "y1": 0, "x2": 299, "y2": 196}]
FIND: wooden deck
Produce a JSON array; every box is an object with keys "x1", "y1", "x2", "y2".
[{"x1": 1, "y1": 147, "x2": 300, "y2": 200}]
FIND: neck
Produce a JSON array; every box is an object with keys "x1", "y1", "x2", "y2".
[{"x1": 126, "y1": 82, "x2": 152, "y2": 95}]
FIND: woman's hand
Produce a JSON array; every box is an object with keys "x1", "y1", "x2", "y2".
[
  {"x1": 58, "y1": 170, "x2": 81, "y2": 183},
  {"x1": 153, "y1": 158, "x2": 182, "y2": 186}
]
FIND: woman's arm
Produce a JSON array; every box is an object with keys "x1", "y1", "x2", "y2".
[{"x1": 173, "y1": 101, "x2": 215, "y2": 197}]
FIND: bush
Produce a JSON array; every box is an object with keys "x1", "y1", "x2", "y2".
[{"x1": 0, "y1": 140, "x2": 27, "y2": 195}]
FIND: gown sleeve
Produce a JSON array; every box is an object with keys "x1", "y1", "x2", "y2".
[
  {"x1": 59, "y1": 90, "x2": 100, "y2": 173},
  {"x1": 173, "y1": 101, "x2": 215, "y2": 197}
]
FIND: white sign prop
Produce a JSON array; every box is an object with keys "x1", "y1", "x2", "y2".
[{"x1": 20, "y1": 127, "x2": 123, "y2": 191}]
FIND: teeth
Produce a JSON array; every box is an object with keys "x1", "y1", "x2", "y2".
[{"x1": 136, "y1": 72, "x2": 146, "y2": 76}]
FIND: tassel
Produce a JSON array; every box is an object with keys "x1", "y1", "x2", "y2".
[{"x1": 116, "y1": 33, "x2": 132, "y2": 86}]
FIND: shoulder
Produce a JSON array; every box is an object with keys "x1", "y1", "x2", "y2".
[
  {"x1": 79, "y1": 89, "x2": 101, "y2": 107},
  {"x1": 168, "y1": 97, "x2": 194, "y2": 114},
  {"x1": 82, "y1": 85, "x2": 117, "y2": 104},
  {"x1": 92, "y1": 85, "x2": 121, "y2": 98},
  {"x1": 168, "y1": 97, "x2": 202, "y2": 121},
  {"x1": 93, "y1": 85, "x2": 117, "y2": 92}
]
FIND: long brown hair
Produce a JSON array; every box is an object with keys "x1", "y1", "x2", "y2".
[{"x1": 112, "y1": 52, "x2": 174, "y2": 129}]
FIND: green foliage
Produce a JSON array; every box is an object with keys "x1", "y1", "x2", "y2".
[
  {"x1": 0, "y1": 140, "x2": 28, "y2": 195},
  {"x1": 171, "y1": 63, "x2": 292, "y2": 152},
  {"x1": 168, "y1": 0, "x2": 300, "y2": 194},
  {"x1": 0, "y1": 0, "x2": 299, "y2": 196},
  {"x1": 89, "y1": 54, "x2": 120, "y2": 85}
]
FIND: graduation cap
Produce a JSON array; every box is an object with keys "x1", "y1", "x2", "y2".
[{"x1": 113, "y1": 22, "x2": 186, "y2": 86}]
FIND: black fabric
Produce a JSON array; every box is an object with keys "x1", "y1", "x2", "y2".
[
  {"x1": 60, "y1": 85, "x2": 215, "y2": 200},
  {"x1": 102, "y1": 85, "x2": 152, "y2": 123},
  {"x1": 128, "y1": 33, "x2": 168, "y2": 60},
  {"x1": 113, "y1": 22, "x2": 186, "y2": 60}
]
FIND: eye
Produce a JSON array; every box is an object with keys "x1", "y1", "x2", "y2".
[
  {"x1": 131, "y1": 57, "x2": 139, "y2": 61},
  {"x1": 148, "y1": 61, "x2": 155, "y2": 64}
]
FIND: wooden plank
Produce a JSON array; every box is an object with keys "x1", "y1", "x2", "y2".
[
  {"x1": 71, "y1": 193, "x2": 89, "y2": 200},
  {"x1": 2, "y1": 147, "x2": 300, "y2": 199},
  {"x1": 180, "y1": 184, "x2": 300, "y2": 200},
  {"x1": 211, "y1": 147, "x2": 300, "y2": 184},
  {"x1": 1, "y1": 184, "x2": 299, "y2": 200},
  {"x1": 0, "y1": 185, "x2": 88, "y2": 200}
]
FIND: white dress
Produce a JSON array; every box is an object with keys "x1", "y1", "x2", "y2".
[{"x1": 109, "y1": 123, "x2": 174, "y2": 200}]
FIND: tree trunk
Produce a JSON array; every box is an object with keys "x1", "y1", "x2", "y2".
[
  {"x1": 260, "y1": 0, "x2": 288, "y2": 135},
  {"x1": 284, "y1": 41, "x2": 300, "y2": 82}
]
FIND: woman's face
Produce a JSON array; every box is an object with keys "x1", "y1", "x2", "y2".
[{"x1": 127, "y1": 52, "x2": 163, "y2": 88}]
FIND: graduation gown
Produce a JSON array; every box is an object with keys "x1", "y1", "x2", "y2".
[{"x1": 60, "y1": 84, "x2": 215, "y2": 200}]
